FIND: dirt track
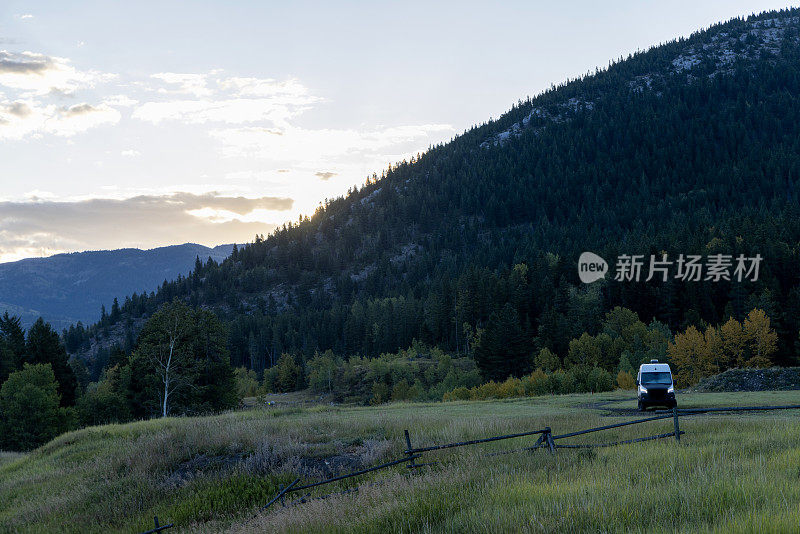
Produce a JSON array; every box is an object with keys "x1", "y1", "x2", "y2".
[{"x1": 584, "y1": 397, "x2": 677, "y2": 417}]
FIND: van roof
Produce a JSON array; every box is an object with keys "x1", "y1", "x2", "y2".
[{"x1": 639, "y1": 363, "x2": 671, "y2": 373}]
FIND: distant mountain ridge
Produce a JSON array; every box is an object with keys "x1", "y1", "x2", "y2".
[{"x1": 0, "y1": 243, "x2": 234, "y2": 329}]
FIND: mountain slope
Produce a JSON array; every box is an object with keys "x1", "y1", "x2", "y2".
[
  {"x1": 0, "y1": 243, "x2": 233, "y2": 329},
  {"x1": 84, "y1": 9, "x2": 800, "y2": 369}
]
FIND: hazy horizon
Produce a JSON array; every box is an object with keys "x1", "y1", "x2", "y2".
[{"x1": 0, "y1": 241, "x2": 235, "y2": 265}]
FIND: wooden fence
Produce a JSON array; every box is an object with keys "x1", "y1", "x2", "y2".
[{"x1": 141, "y1": 403, "x2": 800, "y2": 532}]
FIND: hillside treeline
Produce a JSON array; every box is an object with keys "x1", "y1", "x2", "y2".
[
  {"x1": 1, "y1": 294, "x2": 781, "y2": 451},
  {"x1": 65, "y1": 11, "x2": 800, "y2": 382},
  {"x1": 0, "y1": 303, "x2": 237, "y2": 451}
]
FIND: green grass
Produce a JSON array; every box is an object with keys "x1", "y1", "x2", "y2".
[
  {"x1": 0, "y1": 453, "x2": 23, "y2": 467},
  {"x1": 0, "y1": 390, "x2": 798, "y2": 533}
]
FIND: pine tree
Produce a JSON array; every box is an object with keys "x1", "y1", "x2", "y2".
[
  {"x1": 110, "y1": 298, "x2": 121, "y2": 323},
  {"x1": 474, "y1": 304, "x2": 529, "y2": 380},
  {"x1": 25, "y1": 319, "x2": 77, "y2": 406},
  {"x1": 0, "y1": 313, "x2": 26, "y2": 369}
]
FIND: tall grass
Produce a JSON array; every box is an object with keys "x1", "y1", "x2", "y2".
[{"x1": 0, "y1": 390, "x2": 798, "y2": 533}]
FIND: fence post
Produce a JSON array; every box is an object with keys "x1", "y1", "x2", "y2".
[
  {"x1": 404, "y1": 429, "x2": 417, "y2": 468},
  {"x1": 673, "y1": 406, "x2": 680, "y2": 443},
  {"x1": 544, "y1": 427, "x2": 556, "y2": 455}
]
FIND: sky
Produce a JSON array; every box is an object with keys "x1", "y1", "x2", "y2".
[{"x1": 0, "y1": 1, "x2": 797, "y2": 262}]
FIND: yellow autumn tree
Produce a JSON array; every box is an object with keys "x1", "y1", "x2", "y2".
[
  {"x1": 668, "y1": 325, "x2": 715, "y2": 387},
  {"x1": 616, "y1": 370, "x2": 636, "y2": 390},
  {"x1": 703, "y1": 325, "x2": 724, "y2": 373},
  {"x1": 742, "y1": 308, "x2": 777, "y2": 367},
  {"x1": 719, "y1": 317, "x2": 746, "y2": 368}
]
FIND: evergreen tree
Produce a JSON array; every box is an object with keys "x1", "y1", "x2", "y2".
[
  {"x1": 0, "y1": 338, "x2": 15, "y2": 385},
  {"x1": 0, "y1": 313, "x2": 25, "y2": 370},
  {"x1": 110, "y1": 298, "x2": 121, "y2": 323},
  {"x1": 25, "y1": 319, "x2": 77, "y2": 406},
  {"x1": 474, "y1": 304, "x2": 530, "y2": 380}
]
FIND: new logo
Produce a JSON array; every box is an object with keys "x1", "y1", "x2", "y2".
[{"x1": 578, "y1": 252, "x2": 608, "y2": 283}]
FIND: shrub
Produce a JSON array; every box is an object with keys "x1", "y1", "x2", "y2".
[
  {"x1": 233, "y1": 367, "x2": 260, "y2": 399},
  {"x1": 566, "y1": 366, "x2": 590, "y2": 393},
  {"x1": 306, "y1": 351, "x2": 339, "y2": 395},
  {"x1": 550, "y1": 369, "x2": 576, "y2": 394},
  {"x1": 76, "y1": 364, "x2": 131, "y2": 426},
  {"x1": 587, "y1": 367, "x2": 614, "y2": 393},
  {"x1": 77, "y1": 387, "x2": 130, "y2": 426},
  {"x1": 534, "y1": 348, "x2": 561, "y2": 373},
  {"x1": 0, "y1": 364, "x2": 73, "y2": 451},
  {"x1": 264, "y1": 354, "x2": 303, "y2": 393},
  {"x1": 443, "y1": 386, "x2": 471, "y2": 401},
  {"x1": 522, "y1": 369, "x2": 550, "y2": 396},
  {"x1": 304, "y1": 345, "x2": 481, "y2": 404},
  {"x1": 497, "y1": 377, "x2": 525, "y2": 398},
  {"x1": 371, "y1": 381, "x2": 389, "y2": 404},
  {"x1": 407, "y1": 379, "x2": 424, "y2": 401},
  {"x1": 471, "y1": 381, "x2": 502, "y2": 400},
  {"x1": 616, "y1": 370, "x2": 636, "y2": 389},
  {"x1": 391, "y1": 379, "x2": 411, "y2": 401},
  {"x1": 444, "y1": 365, "x2": 619, "y2": 402}
]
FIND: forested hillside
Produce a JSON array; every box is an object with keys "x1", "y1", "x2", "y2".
[
  {"x1": 76, "y1": 10, "x2": 800, "y2": 386},
  {"x1": 0, "y1": 243, "x2": 233, "y2": 329}
]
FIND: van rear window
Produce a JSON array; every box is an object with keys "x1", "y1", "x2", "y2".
[{"x1": 641, "y1": 372, "x2": 671, "y2": 385}]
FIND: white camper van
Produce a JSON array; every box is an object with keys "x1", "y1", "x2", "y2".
[{"x1": 636, "y1": 359, "x2": 676, "y2": 411}]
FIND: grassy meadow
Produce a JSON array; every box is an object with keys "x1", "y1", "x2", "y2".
[{"x1": 0, "y1": 390, "x2": 798, "y2": 533}]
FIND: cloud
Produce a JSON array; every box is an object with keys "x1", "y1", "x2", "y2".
[
  {"x1": 315, "y1": 171, "x2": 337, "y2": 181},
  {"x1": 60, "y1": 103, "x2": 97, "y2": 117},
  {"x1": 17, "y1": 14, "x2": 34, "y2": 20},
  {"x1": 132, "y1": 97, "x2": 315, "y2": 125},
  {"x1": 218, "y1": 77, "x2": 310, "y2": 98},
  {"x1": 104, "y1": 94, "x2": 138, "y2": 107},
  {"x1": 0, "y1": 192, "x2": 293, "y2": 262},
  {"x1": 166, "y1": 192, "x2": 293, "y2": 213},
  {"x1": 5, "y1": 101, "x2": 31, "y2": 117},
  {"x1": 0, "y1": 100, "x2": 121, "y2": 138},
  {"x1": 210, "y1": 124, "x2": 454, "y2": 162},
  {"x1": 0, "y1": 51, "x2": 114, "y2": 96},
  {"x1": 0, "y1": 60, "x2": 458, "y2": 260},
  {"x1": 151, "y1": 72, "x2": 212, "y2": 97},
  {"x1": 0, "y1": 51, "x2": 49, "y2": 74},
  {"x1": 132, "y1": 75, "x2": 321, "y2": 125},
  {"x1": 0, "y1": 50, "x2": 120, "y2": 139},
  {"x1": 50, "y1": 103, "x2": 120, "y2": 135}
]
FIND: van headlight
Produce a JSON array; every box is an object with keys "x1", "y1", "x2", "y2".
[
  {"x1": 638, "y1": 385, "x2": 647, "y2": 394},
  {"x1": 667, "y1": 385, "x2": 674, "y2": 393}
]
